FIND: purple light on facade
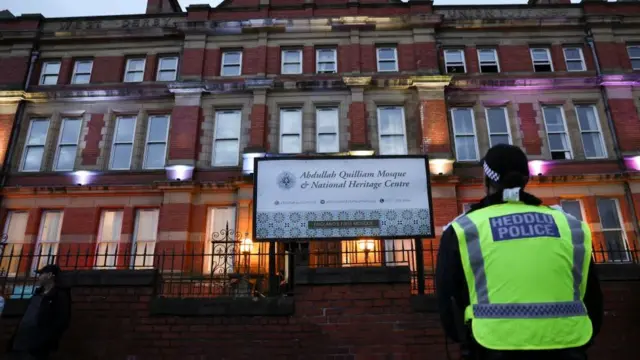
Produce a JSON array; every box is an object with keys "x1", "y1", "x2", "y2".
[
  {"x1": 528, "y1": 160, "x2": 546, "y2": 176},
  {"x1": 625, "y1": 156, "x2": 640, "y2": 171},
  {"x1": 165, "y1": 165, "x2": 195, "y2": 181},
  {"x1": 72, "y1": 171, "x2": 94, "y2": 185}
]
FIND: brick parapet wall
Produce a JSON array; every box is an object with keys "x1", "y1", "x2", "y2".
[{"x1": 1, "y1": 266, "x2": 639, "y2": 359}]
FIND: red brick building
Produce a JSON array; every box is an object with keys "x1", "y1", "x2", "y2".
[{"x1": 0, "y1": 0, "x2": 639, "y2": 292}]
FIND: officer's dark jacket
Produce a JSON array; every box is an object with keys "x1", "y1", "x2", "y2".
[{"x1": 435, "y1": 190, "x2": 604, "y2": 344}]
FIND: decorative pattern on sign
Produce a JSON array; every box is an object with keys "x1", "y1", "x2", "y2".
[{"x1": 255, "y1": 208, "x2": 431, "y2": 239}]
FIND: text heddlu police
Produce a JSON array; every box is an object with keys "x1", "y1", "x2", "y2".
[
  {"x1": 489, "y1": 212, "x2": 562, "y2": 242},
  {"x1": 299, "y1": 170, "x2": 411, "y2": 189}
]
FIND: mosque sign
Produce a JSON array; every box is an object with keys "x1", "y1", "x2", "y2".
[{"x1": 253, "y1": 156, "x2": 434, "y2": 241}]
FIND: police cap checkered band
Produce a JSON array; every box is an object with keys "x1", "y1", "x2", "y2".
[
  {"x1": 483, "y1": 162, "x2": 500, "y2": 183},
  {"x1": 481, "y1": 144, "x2": 530, "y2": 185}
]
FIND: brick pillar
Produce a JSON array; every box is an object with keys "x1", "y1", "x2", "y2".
[
  {"x1": 167, "y1": 93, "x2": 202, "y2": 166},
  {"x1": 303, "y1": 46, "x2": 314, "y2": 74},
  {"x1": 181, "y1": 34, "x2": 207, "y2": 80},
  {"x1": 517, "y1": 103, "x2": 543, "y2": 156},
  {"x1": 81, "y1": 114, "x2": 105, "y2": 166},
  {"x1": 347, "y1": 87, "x2": 368, "y2": 147},
  {"x1": 465, "y1": 46, "x2": 479, "y2": 73},
  {"x1": 415, "y1": 79, "x2": 452, "y2": 157},
  {"x1": 605, "y1": 87, "x2": 640, "y2": 153},
  {"x1": 58, "y1": 57, "x2": 73, "y2": 85},
  {"x1": 157, "y1": 193, "x2": 192, "y2": 273},
  {"x1": 0, "y1": 113, "x2": 15, "y2": 166},
  {"x1": 59, "y1": 207, "x2": 101, "y2": 268},
  {"x1": 143, "y1": 54, "x2": 157, "y2": 82},
  {"x1": 550, "y1": 44, "x2": 567, "y2": 72},
  {"x1": 248, "y1": 89, "x2": 269, "y2": 150}
]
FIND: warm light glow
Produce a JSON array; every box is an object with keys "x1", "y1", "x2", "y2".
[
  {"x1": 165, "y1": 165, "x2": 194, "y2": 181},
  {"x1": 357, "y1": 239, "x2": 375, "y2": 252},
  {"x1": 242, "y1": 152, "x2": 266, "y2": 175},
  {"x1": 349, "y1": 149, "x2": 375, "y2": 157},
  {"x1": 625, "y1": 156, "x2": 640, "y2": 172},
  {"x1": 239, "y1": 238, "x2": 253, "y2": 254},
  {"x1": 528, "y1": 160, "x2": 546, "y2": 176},
  {"x1": 429, "y1": 158, "x2": 454, "y2": 175},
  {"x1": 73, "y1": 170, "x2": 94, "y2": 185}
]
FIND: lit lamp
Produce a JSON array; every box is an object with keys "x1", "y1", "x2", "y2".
[
  {"x1": 242, "y1": 147, "x2": 267, "y2": 175},
  {"x1": 528, "y1": 160, "x2": 545, "y2": 176},
  {"x1": 625, "y1": 156, "x2": 640, "y2": 172},
  {"x1": 357, "y1": 239, "x2": 375, "y2": 265},
  {"x1": 240, "y1": 238, "x2": 253, "y2": 273},
  {"x1": 165, "y1": 165, "x2": 195, "y2": 181},
  {"x1": 348, "y1": 144, "x2": 375, "y2": 157},
  {"x1": 72, "y1": 170, "x2": 95, "y2": 186},
  {"x1": 429, "y1": 159, "x2": 454, "y2": 176}
]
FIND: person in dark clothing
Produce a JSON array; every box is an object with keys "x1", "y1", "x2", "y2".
[
  {"x1": 7, "y1": 264, "x2": 71, "y2": 360},
  {"x1": 436, "y1": 144, "x2": 604, "y2": 360}
]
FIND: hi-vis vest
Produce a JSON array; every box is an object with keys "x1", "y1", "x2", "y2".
[{"x1": 450, "y1": 202, "x2": 593, "y2": 351}]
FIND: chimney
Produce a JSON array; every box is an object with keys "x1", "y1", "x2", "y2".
[
  {"x1": 146, "y1": 0, "x2": 182, "y2": 14},
  {"x1": 528, "y1": 0, "x2": 572, "y2": 4}
]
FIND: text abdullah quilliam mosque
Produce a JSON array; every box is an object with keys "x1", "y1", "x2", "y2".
[{"x1": 299, "y1": 170, "x2": 410, "y2": 190}]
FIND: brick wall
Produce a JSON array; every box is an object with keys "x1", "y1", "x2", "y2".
[
  {"x1": 0, "y1": 56, "x2": 29, "y2": 88},
  {"x1": 517, "y1": 103, "x2": 543, "y2": 156},
  {"x1": 608, "y1": 99, "x2": 640, "y2": 152},
  {"x1": 91, "y1": 57, "x2": 125, "y2": 84},
  {"x1": 0, "y1": 268, "x2": 638, "y2": 360}
]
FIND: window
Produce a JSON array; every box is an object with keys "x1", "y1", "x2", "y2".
[
  {"x1": 281, "y1": 49, "x2": 302, "y2": 74},
  {"x1": 485, "y1": 107, "x2": 512, "y2": 147},
  {"x1": 32, "y1": 211, "x2": 63, "y2": 273},
  {"x1": 384, "y1": 239, "x2": 415, "y2": 270},
  {"x1": 316, "y1": 108, "x2": 339, "y2": 153},
  {"x1": 542, "y1": 106, "x2": 572, "y2": 160},
  {"x1": 530, "y1": 48, "x2": 553, "y2": 72},
  {"x1": 316, "y1": 108, "x2": 340, "y2": 153},
  {"x1": 143, "y1": 115, "x2": 170, "y2": 169},
  {"x1": 477, "y1": 49, "x2": 500, "y2": 73},
  {"x1": 204, "y1": 207, "x2": 236, "y2": 274},
  {"x1": 575, "y1": 105, "x2": 606, "y2": 159},
  {"x1": 212, "y1": 110, "x2": 241, "y2": 166},
  {"x1": 627, "y1": 45, "x2": 640, "y2": 70},
  {"x1": 110, "y1": 116, "x2": 137, "y2": 170},
  {"x1": 124, "y1": 58, "x2": 145, "y2": 83},
  {"x1": 451, "y1": 108, "x2": 479, "y2": 161},
  {"x1": 444, "y1": 49, "x2": 466, "y2": 73},
  {"x1": 54, "y1": 118, "x2": 82, "y2": 171},
  {"x1": 316, "y1": 48, "x2": 337, "y2": 74},
  {"x1": 377, "y1": 47, "x2": 398, "y2": 72},
  {"x1": 221, "y1": 51, "x2": 242, "y2": 76},
  {"x1": 71, "y1": 60, "x2": 93, "y2": 84},
  {"x1": 280, "y1": 109, "x2": 302, "y2": 154},
  {"x1": 131, "y1": 209, "x2": 159, "y2": 269},
  {"x1": 377, "y1": 106, "x2": 407, "y2": 155},
  {"x1": 1, "y1": 211, "x2": 29, "y2": 275},
  {"x1": 156, "y1": 56, "x2": 178, "y2": 81},
  {"x1": 560, "y1": 200, "x2": 584, "y2": 221},
  {"x1": 39, "y1": 61, "x2": 61, "y2": 85},
  {"x1": 563, "y1": 47, "x2": 585, "y2": 72},
  {"x1": 596, "y1": 198, "x2": 630, "y2": 262},
  {"x1": 21, "y1": 119, "x2": 50, "y2": 172},
  {"x1": 95, "y1": 210, "x2": 123, "y2": 269}
]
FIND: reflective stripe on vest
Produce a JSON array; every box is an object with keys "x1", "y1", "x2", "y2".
[{"x1": 456, "y1": 212, "x2": 587, "y2": 319}]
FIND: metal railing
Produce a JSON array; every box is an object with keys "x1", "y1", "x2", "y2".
[{"x1": 1, "y1": 230, "x2": 638, "y2": 300}]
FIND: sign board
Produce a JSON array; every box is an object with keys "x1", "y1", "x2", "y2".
[{"x1": 253, "y1": 156, "x2": 434, "y2": 241}]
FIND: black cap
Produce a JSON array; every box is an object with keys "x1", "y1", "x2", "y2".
[
  {"x1": 481, "y1": 144, "x2": 530, "y2": 187},
  {"x1": 36, "y1": 264, "x2": 61, "y2": 276}
]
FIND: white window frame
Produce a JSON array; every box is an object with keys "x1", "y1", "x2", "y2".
[
  {"x1": 484, "y1": 107, "x2": 512, "y2": 147},
  {"x1": 131, "y1": 209, "x2": 159, "y2": 269},
  {"x1": 124, "y1": 58, "x2": 146, "y2": 83},
  {"x1": 1, "y1": 211, "x2": 29, "y2": 276},
  {"x1": 94, "y1": 210, "x2": 123, "y2": 269},
  {"x1": 32, "y1": 210, "x2": 63, "y2": 274},
  {"x1": 316, "y1": 48, "x2": 337, "y2": 74},
  {"x1": 20, "y1": 118, "x2": 51, "y2": 172},
  {"x1": 444, "y1": 49, "x2": 466, "y2": 74},
  {"x1": 39, "y1": 61, "x2": 61, "y2": 85},
  {"x1": 204, "y1": 207, "x2": 237, "y2": 275},
  {"x1": 560, "y1": 199, "x2": 587, "y2": 222},
  {"x1": 211, "y1": 110, "x2": 242, "y2": 167},
  {"x1": 451, "y1": 108, "x2": 480, "y2": 162},
  {"x1": 109, "y1": 116, "x2": 137, "y2": 170},
  {"x1": 53, "y1": 118, "x2": 82, "y2": 171},
  {"x1": 563, "y1": 47, "x2": 586, "y2": 72},
  {"x1": 142, "y1": 115, "x2": 170, "y2": 169},
  {"x1": 477, "y1": 49, "x2": 500, "y2": 73},
  {"x1": 221, "y1": 50, "x2": 243, "y2": 77},
  {"x1": 541, "y1": 106, "x2": 573, "y2": 160},
  {"x1": 628, "y1": 45, "x2": 640, "y2": 70},
  {"x1": 156, "y1": 55, "x2": 179, "y2": 81},
  {"x1": 71, "y1": 59, "x2": 93, "y2": 84},
  {"x1": 530, "y1": 48, "x2": 554, "y2": 72},
  {"x1": 574, "y1": 104, "x2": 607, "y2": 159},
  {"x1": 376, "y1": 47, "x2": 399, "y2": 72},
  {"x1": 281, "y1": 49, "x2": 303, "y2": 75},
  {"x1": 376, "y1": 106, "x2": 408, "y2": 155},
  {"x1": 279, "y1": 108, "x2": 303, "y2": 154},
  {"x1": 315, "y1": 107, "x2": 340, "y2": 153},
  {"x1": 596, "y1": 198, "x2": 631, "y2": 263},
  {"x1": 383, "y1": 239, "x2": 415, "y2": 270}
]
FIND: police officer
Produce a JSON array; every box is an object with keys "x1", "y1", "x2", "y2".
[{"x1": 436, "y1": 144, "x2": 603, "y2": 360}]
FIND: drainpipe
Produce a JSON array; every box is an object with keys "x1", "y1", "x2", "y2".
[{"x1": 585, "y1": 30, "x2": 640, "y2": 245}]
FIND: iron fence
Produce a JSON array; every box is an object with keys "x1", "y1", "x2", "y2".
[{"x1": 1, "y1": 229, "x2": 638, "y2": 300}]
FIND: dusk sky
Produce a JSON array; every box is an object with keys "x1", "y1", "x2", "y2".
[{"x1": 3, "y1": 0, "x2": 584, "y2": 18}]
